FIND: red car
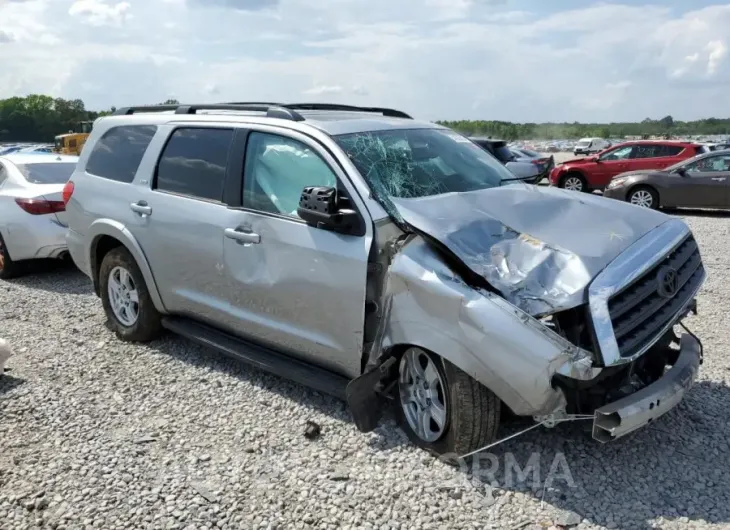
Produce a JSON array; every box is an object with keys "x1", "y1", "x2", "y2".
[{"x1": 549, "y1": 141, "x2": 708, "y2": 192}]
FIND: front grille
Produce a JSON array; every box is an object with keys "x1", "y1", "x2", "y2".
[{"x1": 608, "y1": 234, "x2": 704, "y2": 358}]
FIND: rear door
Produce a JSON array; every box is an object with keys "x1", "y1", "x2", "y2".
[
  {"x1": 668, "y1": 153, "x2": 730, "y2": 208},
  {"x1": 126, "y1": 125, "x2": 241, "y2": 324},
  {"x1": 218, "y1": 127, "x2": 372, "y2": 378}
]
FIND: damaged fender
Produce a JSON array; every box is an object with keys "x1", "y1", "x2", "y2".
[{"x1": 370, "y1": 236, "x2": 599, "y2": 418}]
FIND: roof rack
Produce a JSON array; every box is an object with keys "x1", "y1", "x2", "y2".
[
  {"x1": 112, "y1": 103, "x2": 305, "y2": 121},
  {"x1": 283, "y1": 103, "x2": 412, "y2": 119},
  {"x1": 111, "y1": 102, "x2": 413, "y2": 121}
]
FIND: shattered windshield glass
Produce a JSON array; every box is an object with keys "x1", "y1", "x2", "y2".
[{"x1": 335, "y1": 128, "x2": 514, "y2": 212}]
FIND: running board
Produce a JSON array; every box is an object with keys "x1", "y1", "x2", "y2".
[{"x1": 161, "y1": 316, "x2": 350, "y2": 400}]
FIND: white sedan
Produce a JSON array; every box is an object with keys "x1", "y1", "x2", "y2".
[{"x1": 0, "y1": 154, "x2": 78, "y2": 279}]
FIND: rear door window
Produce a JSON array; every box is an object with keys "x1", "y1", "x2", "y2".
[
  {"x1": 632, "y1": 144, "x2": 666, "y2": 159},
  {"x1": 86, "y1": 125, "x2": 157, "y2": 183},
  {"x1": 154, "y1": 127, "x2": 234, "y2": 202},
  {"x1": 660, "y1": 145, "x2": 684, "y2": 156}
]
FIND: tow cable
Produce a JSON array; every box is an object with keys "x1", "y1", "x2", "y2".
[{"x1": 458, "y1": 413, "x2": 595, "y2": 459}]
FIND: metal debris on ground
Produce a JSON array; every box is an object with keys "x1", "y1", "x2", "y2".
[{"x1": 303, "y1": 420, "x2": 321, "y2": 440}]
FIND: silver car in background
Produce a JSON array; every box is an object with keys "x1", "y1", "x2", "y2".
[
  {"x1": 0, "y1": 154, "x2": 77, "y2": 279},
  {"x1": 469, "y1": 137, "x2": 544, "y2": 184}
]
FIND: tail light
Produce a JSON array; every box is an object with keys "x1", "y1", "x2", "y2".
[
  {"x1": 15, "y1": 198, "x2": 66, "y2": 215},
  {"x1": 62, "y1": 180, "x2": 75, "y2": 205}
]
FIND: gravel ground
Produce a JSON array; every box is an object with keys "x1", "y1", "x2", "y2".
[{"x1": 1, "y1": 211, "x2": 729, "y2": 530}]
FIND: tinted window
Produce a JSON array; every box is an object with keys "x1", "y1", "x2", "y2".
[
  {"x1": 633, "y1": 144, "x2": 669, "y2": 159},
  {"x1": 155, "y1": 128, "x2": 233, "y2": 202},
  {"x1": 661, "y1": 145, "x2": 684, "y2": 156},
  {"x1": 86, "y1": 125, "x2": 157, "y2": 183},
  {"x1": 16, "y1": 162, "x2": 76, "y2": 184},
  {"x1": 493, "y1": 145, "x2": 514, "y2": 163},
  {"x1": 243, "y1": 132, "x2": 337, "y2": 217}
]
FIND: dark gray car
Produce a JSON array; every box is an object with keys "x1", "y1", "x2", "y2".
[{"x1": 604, "y1": 148, "x2": 730, "y2": 209}]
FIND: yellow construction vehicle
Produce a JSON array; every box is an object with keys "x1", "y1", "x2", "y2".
[{"x1": 54, "y1": 121, "x2": 94, "y2": 156}]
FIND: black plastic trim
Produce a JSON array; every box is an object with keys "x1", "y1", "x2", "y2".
[{"x1": 162, "y1": 316, "x2": 350, "y2": 399}]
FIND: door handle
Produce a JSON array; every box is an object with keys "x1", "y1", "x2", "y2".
[
  {"x1": 711, "y1": 177, "x2": 726, "y2": 181},
  {"x1": 224, "y1": 228, "x2": 261, "y2": 244},
  {"x1": 130, "y1": 201, "x2": 152, "y2": 216}
]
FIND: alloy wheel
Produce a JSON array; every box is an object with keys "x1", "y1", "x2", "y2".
[
  {"x1": 564, "y1": 176, "x2": 584, "y2": 191},
  {"x1": 630, "y1": 190, "x2": 654, "y2": 208},
  {"x1": 398, "y1": 348, "x2": 448, "y2": 443},
  {"x1": 107, "y1": 266, "x2": 140, "y2": 326}
]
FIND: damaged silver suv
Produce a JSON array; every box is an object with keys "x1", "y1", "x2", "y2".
[{"x1": 64, "y1": 103, "x2": 706, "y2": 456}]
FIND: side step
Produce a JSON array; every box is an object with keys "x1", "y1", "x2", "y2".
[{"x1": 161, "y1": 316, "x2": 350, "y2": 400}]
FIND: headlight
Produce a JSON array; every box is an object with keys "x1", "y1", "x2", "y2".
[{"x1": 607, "y1": 177, "x2": 628, "y2": 189}]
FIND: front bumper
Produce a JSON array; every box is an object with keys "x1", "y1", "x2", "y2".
[
  {"x1": 602, "y1": 186, "x2": 629, "y2": 201},
  {"x1": 592, "y1": 333, "x2": 701, "y2": 442}
]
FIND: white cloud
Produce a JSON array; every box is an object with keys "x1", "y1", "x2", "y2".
[
  {"x1": 1, "y1": 1, "x2": 729, "y2": 122},
  {"x1": 69, "y1": 0, "x2": 132, "y2": 27}
]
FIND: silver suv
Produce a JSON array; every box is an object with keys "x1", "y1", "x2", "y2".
[{"x1": 64, "y1": 103, "x2": 706, "y2": 457}]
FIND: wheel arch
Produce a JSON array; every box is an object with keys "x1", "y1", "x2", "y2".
[
  {"x1": 559, "y1": 169, "x2": 587, "y2": 189},
  {"x1": 86, "y1": 220, "x2": 167, "y2": 313},
  {"x1": 382, "y1": 338, "x2": 518, "y2": 415}
]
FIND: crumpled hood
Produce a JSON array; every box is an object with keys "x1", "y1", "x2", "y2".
[{"x1": 390, "y1": 184, "x2": 670, "y2": 316}]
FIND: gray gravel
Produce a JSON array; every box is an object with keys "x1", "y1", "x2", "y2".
[{"x1": 1, "y1": 211, "x2": 729, "y2": 530}]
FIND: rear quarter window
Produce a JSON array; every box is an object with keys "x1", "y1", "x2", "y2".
[{"x1": 85, "y1": 125, "x2": 158, "y2": 183}]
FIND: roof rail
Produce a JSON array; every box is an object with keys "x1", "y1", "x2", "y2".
[
  {"x1": 283, "y1": 103, "x2": 412, "y2": 119},
  {"x1": 112, "y1": 103, "x2": 305, "y2": 121},
  {"x1": 110, "y1": 102, "x2": 411, "y2": 120}
]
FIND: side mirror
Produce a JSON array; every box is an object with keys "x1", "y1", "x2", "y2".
[
  {"x1": 297, "y1": 186, "x2": 361, "y2": 235},
  {"x1": 675, "y1": 167, "x2": 688, "y2": 177},
  {"x1": 591, "y1": 156, "x2": 600, "y2": 163}
]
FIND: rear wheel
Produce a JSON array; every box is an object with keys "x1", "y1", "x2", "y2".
[
  {"x1": 0, "y1": 234, "x2": 24, "y2": 280},
  {"x1": 561, "y1": 172, "x2": 587, "y2": 192},
  {"x1": 99, "y1": 246, "x2": 162, "y2": 342},
  {"x1": 628, "y1": 186, "x2": 658, "y2": 209},
  {"x1": 395, "y1": 347, "x2": 500, "y2": 459}
]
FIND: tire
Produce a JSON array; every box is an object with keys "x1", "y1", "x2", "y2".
[
  {"x1": 0, "y1": 234, "x2": 25, "y2": 280},
  {"x1": 99, "y1": 246, "x2": 162, "y2": 342},
  {"x1": 627, "y1": 186, "x2": 659, "y2": 210},
  {"x1": 395, "y1": 347, "x2": 500, "y2": 460},
  {"x1": 560, "y1": 172, "x2": 588, "y2": 192}
]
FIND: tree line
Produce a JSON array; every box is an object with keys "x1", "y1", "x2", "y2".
[{"x1": 1, "y1": 94, "x2": 729, "y2": 142}]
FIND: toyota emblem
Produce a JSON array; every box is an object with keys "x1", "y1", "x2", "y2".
[{"x1": 656, "y1": 266, "x2": 679, "y2": 299}]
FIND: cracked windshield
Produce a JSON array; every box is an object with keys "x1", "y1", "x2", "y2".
[{"x1": 335, "y1": 128, "x2": 515, "y2": 203}]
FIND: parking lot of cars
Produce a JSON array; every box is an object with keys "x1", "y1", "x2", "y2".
[{"x1": 1, "y1": 117, "x2": 729, "y2": 529}]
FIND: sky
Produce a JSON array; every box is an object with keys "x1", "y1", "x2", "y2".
[{"x1": 0, "y1": 0, "x2": 728, "y2": 123}]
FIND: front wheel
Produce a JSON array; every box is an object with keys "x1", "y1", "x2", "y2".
[
  {"x1": 560, "y1": 173, "x2": 587, "y2": 192},
  {"x1": 395, "y1": 347, "x2": 500, "y2": 458},
  {"x1": 99, "y1": 246, "x2": 162, "y2": 342},
  {"x1": 628, "y1": 186, "x2": 659, "y2": 209}
]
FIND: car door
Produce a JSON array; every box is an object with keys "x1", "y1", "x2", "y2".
[
  {"x1": 218, "y1": 128, "x2": 371, "y2": 378},
  {"x1": 667, "y1": 154, "x2": 730, "y2": 208},
  {"x1": 125, "y1": 125, "x2": 242, "y2": 323},
  {"x1": 594, "y1": 144, "x2": 635, "y2": 186}
]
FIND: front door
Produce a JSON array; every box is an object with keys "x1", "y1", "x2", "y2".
[
  {"x1": 219, "y1": 129, "x2": 372, "y2": 378},
  {"x1": 595, "y1": 144, "x2": 635, "y2": 186},
  {"x1": 665, "y1": 154, "x2": 730, "y2": 208}
]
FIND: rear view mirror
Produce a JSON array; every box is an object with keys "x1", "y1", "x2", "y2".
[{"x1": 297, "y1": 186, "x2": 361, "y2": 235}]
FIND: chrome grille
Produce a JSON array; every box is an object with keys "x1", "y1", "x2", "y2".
[{"x1": 608, "y1": 235, "x2": 704, "y2": 358}]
